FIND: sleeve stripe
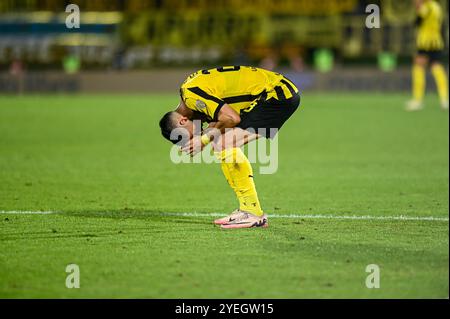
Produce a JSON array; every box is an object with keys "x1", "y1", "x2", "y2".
[
  {"x1": 213, "y1": 103, "x2": 225, "y2": 122},
  {"x1": 223, "y1": 94, "x2": 261, "y2": 104},
  {"x1": 187, "y1": 87, "x2": 225, "y2": 105},
  {"x1": 187, "y1": 87, "x2": 225, "y2": 121}
]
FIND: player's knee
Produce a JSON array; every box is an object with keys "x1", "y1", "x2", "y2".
[
  {"x1": 415, "y1": 55, "x2": 428, "y2": 67},
  {"x1": 430, "y1": 61, "x2": 443, "y2": 69}
]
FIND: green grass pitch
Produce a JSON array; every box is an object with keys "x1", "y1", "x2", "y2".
[{"x1": 0, "y1": 93, "x2": 448, "y2": 298}]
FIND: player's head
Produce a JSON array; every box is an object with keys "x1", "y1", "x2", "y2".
[{"x1": 159, "y1": 111, "x2": 193, "y2": 145}]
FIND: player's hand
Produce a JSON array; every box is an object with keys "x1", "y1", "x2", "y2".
[{"x1": 180, "y1": 135, "x2": 204, "y2": 156}]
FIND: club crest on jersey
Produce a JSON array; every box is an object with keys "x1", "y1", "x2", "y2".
[{"x1": 196, "y1": 100, "x2": 206, "y2": 109}]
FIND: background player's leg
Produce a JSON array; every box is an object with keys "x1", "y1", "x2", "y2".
[
  {"x1": 407, "y1": 54, "x2": 428, "y2": 111},
  {"x1": 430, "y1": 62, "x2": 449, "y2": 110}
]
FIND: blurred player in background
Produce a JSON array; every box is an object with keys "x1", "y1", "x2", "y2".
[{"x1": 406, "y1": 0, "x2": 449, "y2": 111}]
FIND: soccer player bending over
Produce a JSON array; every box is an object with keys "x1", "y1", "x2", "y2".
[
  {"x1": 406, "y1": 0, "x2": 448, "y2": 111},
  {"x1": 159, "y1": 66, "x2": 300, "y2": 229}
]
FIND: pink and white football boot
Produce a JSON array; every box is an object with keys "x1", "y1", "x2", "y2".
[
  {"x1": 213, "y1": 209, "x2": 243, "y2": 225},
  {"x1": 220, "y1": 211, "x2": 268, "y2": 229}
]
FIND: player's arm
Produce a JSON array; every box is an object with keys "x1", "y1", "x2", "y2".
[
  {"x1": 180, "y1": 88, "x2": 240, "y2": 154},
  {"x1": 214, "y1": 104, "x2": 241, "y2": 131},
  {"x1": 182, "y1": 105, "x2": 240, "y2": 155},
  {"x1": 202, "y1": 104, "x2": 240, "y2": 141}
]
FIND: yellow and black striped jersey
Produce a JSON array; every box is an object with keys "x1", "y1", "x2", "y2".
[
  {"x1": 416, "y1": 0, "x2": 444, "y2": 51},
  {"x1": 180, "y1": 66, "x2": 299, "y2": 121}
]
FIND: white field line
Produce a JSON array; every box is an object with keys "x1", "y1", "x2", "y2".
[
  {"x1": 0, "y1": 210, "x2": 448, "y2": 222},
  {"x1": 0, "y1": 210, "x2": 54, "y2": 215},
  {"x1": 159, "y1": 212, "x2": 449, "y2": 221}
]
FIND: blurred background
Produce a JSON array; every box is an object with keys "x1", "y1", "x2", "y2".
[{"x1": 0, "y1": 0, "x2": 448, "y2": 93}]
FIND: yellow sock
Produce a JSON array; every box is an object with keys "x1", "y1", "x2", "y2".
[
  {"x1": 216, "y1": 148, "x2": 263, "y2": 216},
  {"x1": 412, "y1": 64, "x2": 426, "y2": 102},
  {"x1": 219, "y1": 158, "x2": 245, "y2": 208},
  {"x1": 431, "y1": 64, "x2": 449, "y2": 103}
]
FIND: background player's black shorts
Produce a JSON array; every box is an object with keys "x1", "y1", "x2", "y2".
[
  {"x1": 417, "y1": 49, "x2": 443, "y2": 63},
  {"x1": 237, "y1": 92, "x2": 301, "y2": 139}
]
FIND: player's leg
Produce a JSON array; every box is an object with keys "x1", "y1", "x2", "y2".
[
  {"x1": 212, "y1": 128, "x2": 266, "y2": 227},
  {"x1": 213, "y1": 150, "x2": 268, "y2": 228},
  {"x1": 430, "y1": 61, "x2": 449, "y2": 110},
  {"x1": 406, "y1": 53, "x2": 428, "y2": 111},
  {"x1": 213, "y1": 88, "x2": 300, "y2": 228},
  {"x1": 213, "y1": 128, "x2": 261, "y2": 223}
]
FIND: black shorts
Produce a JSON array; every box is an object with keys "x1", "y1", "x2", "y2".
[
  {"x1": 417, "y1": 49, "x2": 443, "y2": 63},
  {"x1": 237, "y1": 91, "x2": 301, "y2": 139}
]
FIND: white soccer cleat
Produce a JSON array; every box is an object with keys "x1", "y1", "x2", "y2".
[
  {"x1": 405, "y1": 100, "x2": 424, "y2": 111},
  {"x1": 440, "y1": 100, "x2": 449, "y2": 111},
  {"x1": 220, "y1": 211, "x2": 268, "y2": 229}
]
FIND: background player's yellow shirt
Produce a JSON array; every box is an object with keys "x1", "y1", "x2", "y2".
[
  {"x1": 417, "y1": 0, "x2": 444, "y2": 50},
  {"x1": 180, "y1": 66, "x2": 292, "y2": 121}
]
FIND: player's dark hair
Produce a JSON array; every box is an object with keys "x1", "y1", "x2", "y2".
[{"x1": 159, "y1": 111, "x2": 182, "y2": 145}]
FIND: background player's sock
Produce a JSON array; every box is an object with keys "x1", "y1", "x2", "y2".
[
  {"x1": 431, "y1": 64, "x2": 449, "y2": 106},
  {"x1": 412, "y1": 64, "x2": 426, "y2": 103},
  {"x1": 216, "y1": 148, "x2": 264, "y2": 217}
]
